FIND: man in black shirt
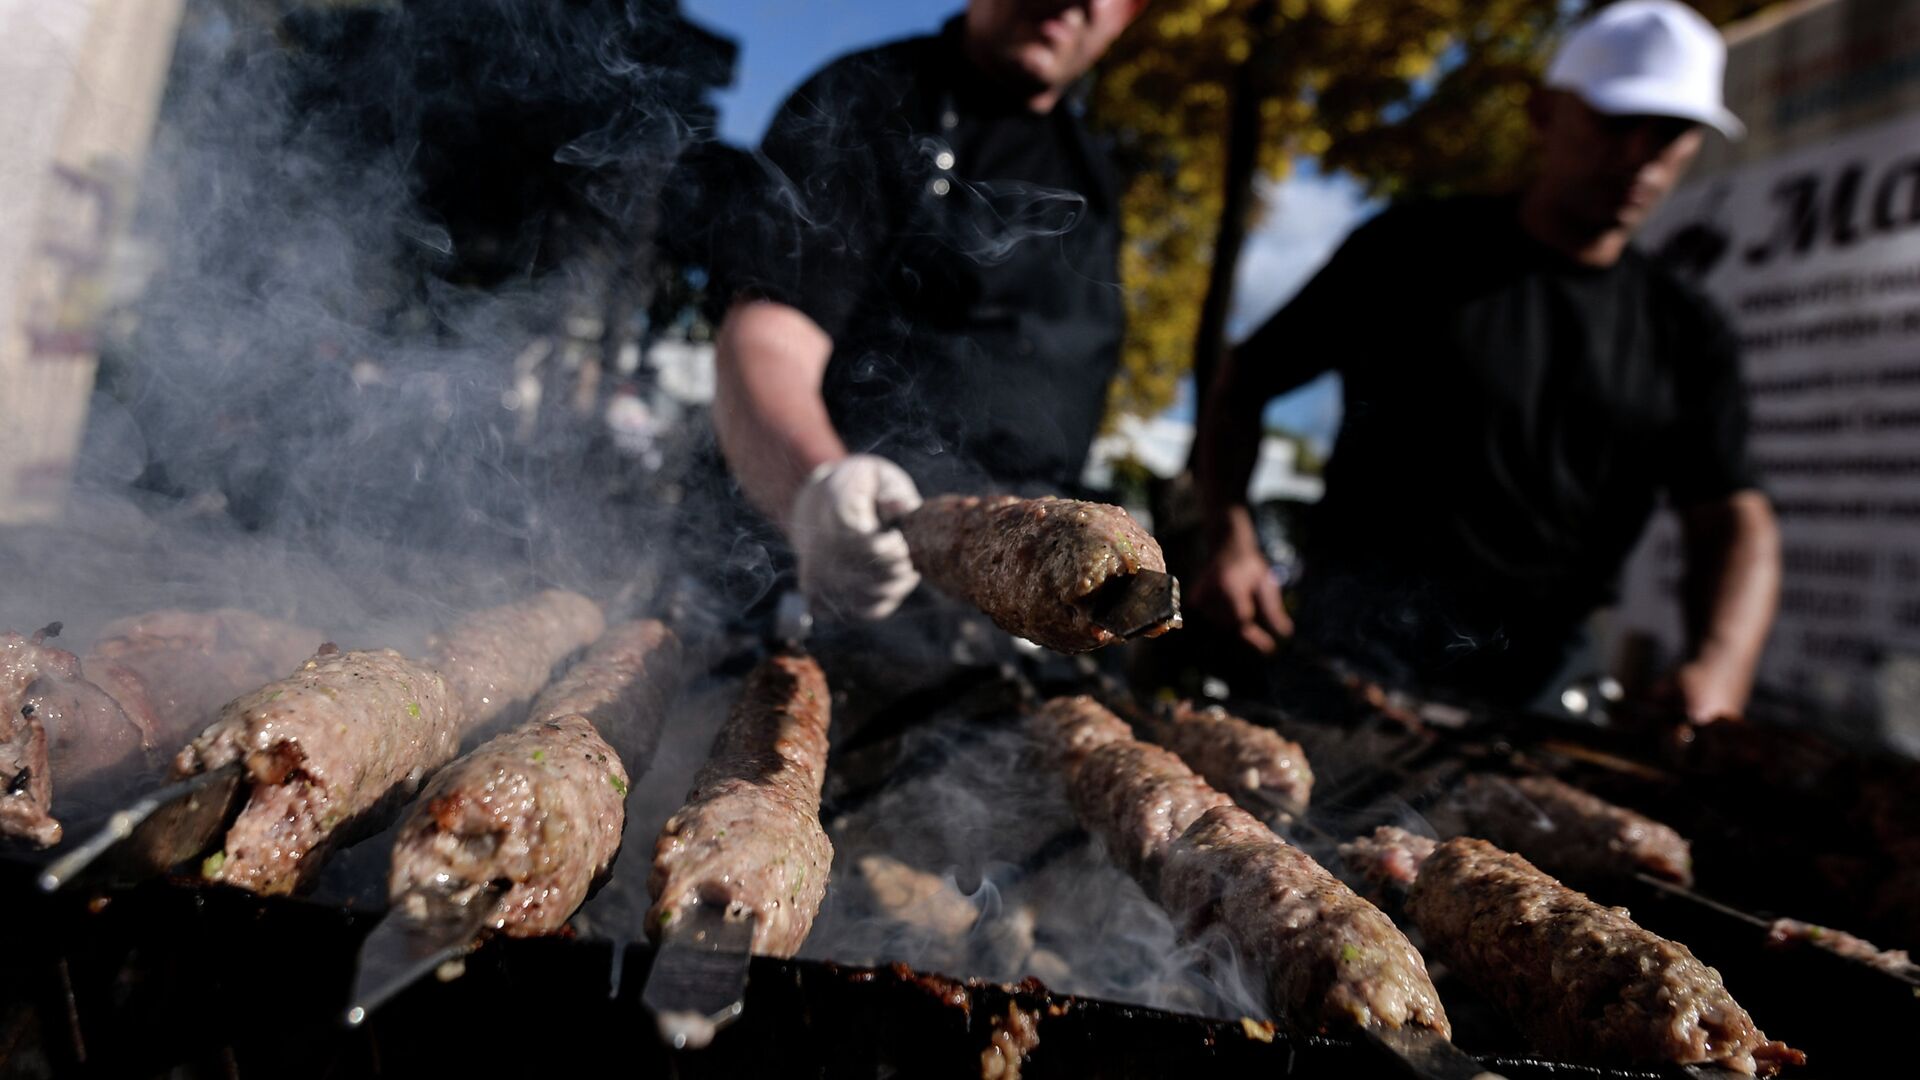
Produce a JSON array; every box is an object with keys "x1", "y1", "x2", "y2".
[
  {"x1": 1193, "y1": 1, "x2": 1781, "y2": 720},
  {"x1": 713, "y1": 0, "x2": 1145, "y2": 619}
]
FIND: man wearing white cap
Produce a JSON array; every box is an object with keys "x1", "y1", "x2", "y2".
[{"x1": 1192, "y1": 1, "x2": 1780, "y2": 721}]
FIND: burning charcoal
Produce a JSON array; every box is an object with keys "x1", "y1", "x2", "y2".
[
  {"x1": 390, "y1": 621, "x2": 681, "y2": 936},
  {"x1": 1409, "y1": 837, "x2": 1802, "y2": 1075},
  {"x1": 858, "y1": 854, "x2": 980, "y2": 939},
  {"x1": 978, "y1": 1001, "x2": 1042, "y2": 1080},
  {"x1": 900, "y1": 495, "x2": 1178, "y2": 653},
  {"x1": 649, "y1": 651, "x2": 833, "y2": 957}
]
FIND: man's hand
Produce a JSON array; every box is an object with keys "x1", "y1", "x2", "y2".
[
  {"x1": 1651, "y1": 653, "x2": 1751, "y2": 723},
  {"x1": 1190, "y1": 536, "x2": 1293, "y2": 654},
  {"x1": 789, "y1": 455, "x2": 923, "y2": 620}
]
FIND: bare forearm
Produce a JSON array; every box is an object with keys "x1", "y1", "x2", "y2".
[
  {"x1": 713, "y1": 301, "x2": 847, "y2": 525},
  {"x1": 1680, "y1": 491, "x2": 1781, "y2": 680}
]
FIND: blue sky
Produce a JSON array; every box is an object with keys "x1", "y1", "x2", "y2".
[
  {"x1": 681, "y1": 0, "x2": 1370, "y2": 450},
  {"x1": 684, "y1": 0, "x2": 960, "y2": 145}
]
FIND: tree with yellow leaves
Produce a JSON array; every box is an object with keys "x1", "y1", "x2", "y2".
[{"x1": 1091, "y1": 0, "x2": 1763, "y2": 426}]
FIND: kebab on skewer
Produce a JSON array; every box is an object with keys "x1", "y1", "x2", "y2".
[
  {"x1": 3, "y1": 626, "x2": 156, "y2": 847},
  {"x1": 648, "y1": 650, "x2": 834, "y2": 957},
  {"x1": 1342, "y1": 827, "x2": 1803, "y2": 1076},
  {"x1": 174, "y1": 590, "x2": 605, "y2": 895},
  {"x1": 898, "y1": 495, "x2": 1180, "y2": 653},
  {"x1": 1461, "y1": 773, "x2": 1693, "y2": 885},
  {"x1": 389, "y1": 620, "x2": 681, "y2": 935},
  {"x1": 1030, "y1": 695, "x2": 1450, "y2": 1039},
  {"x1": 89, "y1": 609, "x2": 323, "y2": 751},
  {"x1": 1, "y1": 610, "x2": 328, "y2": 850},
  {"x1": 1148, "y1": 700, "x2": 1313, "y2": 815}
]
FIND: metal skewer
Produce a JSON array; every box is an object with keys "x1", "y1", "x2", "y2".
[
  {"x1": 38, "y1": 761, "x2": 245, "y2": 893},
  {"x1": 344, "y1": 885, "x2": 503, "y2": 1027},
  {"x1": 641, "y1": 904, "x2": 756, "y2": 1050}
]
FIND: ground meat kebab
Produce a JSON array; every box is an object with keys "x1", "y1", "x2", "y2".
[
  {"x1": 1030, "y1": 695, "x2": 1450, "y2": 1037},
  {"x1": 175, "y1": 590, "x2": 605, "y2": 895},
  {"x1": 2, "y1": 627, "x2": 156, "y2": 848},
  {"x1": 899, "y1": 495, "x2": 1178, "y2": 653},
  {"x1": 649, "y1": 650, "x2": 833, "y2": 957},
  {"x1": 390, "y1": 620, "x2": 682, "y2": 935},
  {"x1": 1462, "y1": 773, "x2": 1694, "y2": 885},
  {"x1": 1342, "y1": 826, "x2": 1803, "y2": 1075},
  {"x1": 1150, "y1": 700, "x2": 1313, "y2": 812},
  {"x1": 88, "y1": 608, "x2": 322, "y2": 751}
]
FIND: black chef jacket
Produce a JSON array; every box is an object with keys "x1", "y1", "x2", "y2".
[
  {"x1": 724, "y1": 17, "x2": 1126, "y2": 495},
  {"x1": 1239, "y1": 196, "x2": 1758, "y2": 702}
]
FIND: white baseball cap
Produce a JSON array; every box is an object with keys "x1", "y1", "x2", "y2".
[{"x1": 1545, "y1": 0, "x2": 1745, "y2": 139}]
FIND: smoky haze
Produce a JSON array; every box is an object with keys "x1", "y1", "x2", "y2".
[{"x1": 4, "y1": 0, "x2": 1287, "y2": 1030}]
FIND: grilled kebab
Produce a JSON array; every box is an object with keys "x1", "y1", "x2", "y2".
[
  {"x1": 1149, "y1": 700, "x2": 1312, "y2": 813},
  {"x1": 175, "y1": 591, "x2": 605, "y2": 895},
  {"x1": 88, "y1": 609, "x2": 322, "y2": 751},
  {"x1": 1341, "y1": 827, "x2": 1803, "y2": 1076},
  {"x1": 1463, "y1": 773, "x2": 1693, "y2": 885},
  {"x1": 390, "y1": 620, "x2": 681, "y2": 935},
  {"x1": 899, "y1": 495, "x2": 1178, "y2": 653},
  {"x1": 1031, "y1": 696, "x2": 1449, "y2": 1037},
  {"x1": 649, "y1": 651, "x2": 833, "y2": 957},
  {"x1": 2, "y1": 627, "x2": 157, "y2": 847}
]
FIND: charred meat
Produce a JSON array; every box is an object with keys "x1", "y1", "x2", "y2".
[
  {"x1": 390, "y1": 621, "x2": 682, "y2": 936},
  {"x1": 1409, "y1": 837, "x2": 1802, "y2": 1075},
  {"x1": 88, "y1": 608, "x2": 321, "y2": 750},
  {"x1": 428, "y1": 589, "x2": 606, "y2": 724},
  {"x1": 900, "y1": 495, "x2": 1177, "y2": 653},
  {"x1": 649, "y1": 651, "x2": 833, "y2": 957},
  {"x1": 1150, "y1": 700, "x2": 1312, "y2": 812},
  {"x1": 1463, "y1": 773, "x2": 1694, "y2": 885},
  {"x1": 1031, "y1": 696, "x2": 1449, "y2": 1038}
]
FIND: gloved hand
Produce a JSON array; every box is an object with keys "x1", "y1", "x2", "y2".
[{"x1": 789, "y1": 455, "x2": 923, "y2": 620}]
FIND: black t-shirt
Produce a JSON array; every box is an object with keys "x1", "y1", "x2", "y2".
[
  {"x1": 1240, "y1": 196, "x2": 1756, "y2": 657},
  {"x1": 721, "y1": 19, "x2": 1125, "y2": 494}
]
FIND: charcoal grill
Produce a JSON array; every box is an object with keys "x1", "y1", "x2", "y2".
[{"x1": 3, "y1": 644, "x2": 1915, "y2": 1079}]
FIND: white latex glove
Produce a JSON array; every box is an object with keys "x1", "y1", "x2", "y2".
[{"x1": 789, "y1": 455, "x2": 923, "y2": 620}]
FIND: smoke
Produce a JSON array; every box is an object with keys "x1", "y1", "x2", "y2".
[
  {"x1": 5, "y1": 0, "x2": 737, "y2": 638},
  {"x1": 7, "y1": 0, "x2": 1287, "y2": 1032},
  {"x1": 793, "y1": 713, "x2": 1270, "y2": 1020}
]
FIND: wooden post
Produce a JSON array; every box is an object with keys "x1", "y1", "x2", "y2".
[{"x1": 0, "y1": 0, "x2": 187, "y2": 522}]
